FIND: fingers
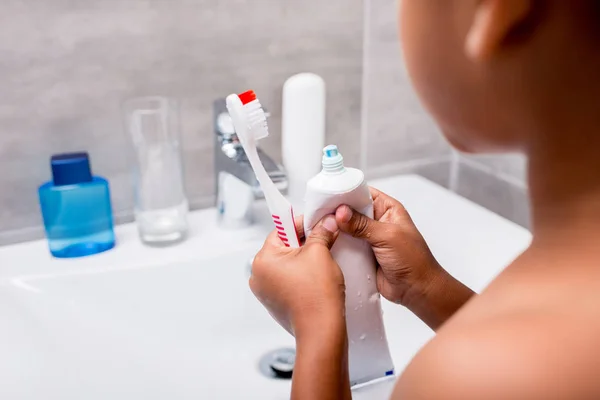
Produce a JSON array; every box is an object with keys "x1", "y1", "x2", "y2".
[
  {"x1": 265, "y1": 229, "x2": 288, "y2": 248},
  {"x1": 369, "y1": 186, "x2": 396, "y2": 220},
  {"x1": 335, "y1": 205, "x2": 385, "y2": 245},
  {"x1": 369, "y1": 186, "x2": 409, "y2": 223},
  {"x1": 369, "y1": 186, "x2": 383, "y2": 201},
  {"x1": 294, "y1": 214, "x2": 305, "y2": 240},
  {"x1": 304, "y1": 215, "x2": 340, "y2": 250}
]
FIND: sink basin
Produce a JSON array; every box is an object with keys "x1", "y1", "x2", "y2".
[
  {"x1": 1, "y1": 248, "x2": 295, "y2": 399},
  {"x1": 0, "y1": 175, "x2": 531, "y2": 399}
]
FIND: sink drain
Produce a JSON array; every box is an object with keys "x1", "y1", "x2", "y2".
[{"x1": 258, "y1": 348, "x2": 295, "y2": 380}]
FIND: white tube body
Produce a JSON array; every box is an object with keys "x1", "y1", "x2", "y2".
[{"x1": 304, "y1": 166, "x2": 394, "y2": 386}]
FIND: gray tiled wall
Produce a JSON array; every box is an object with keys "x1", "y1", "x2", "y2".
[
  {"x1": 0, "y1": 0, "x2": 363, "y2": 245},
  {"x1": 0, "y1": 0, "x2": 532, "y2": 246},
  {"x1": 456, "y1": 154, "x2": 530, "y2": 228},
  {"x1": 363, "y1": 0, "x2": 530, "y2": 228},
  {"x1": 362, "y1": 0, "x2": 452, "y2": 185}
]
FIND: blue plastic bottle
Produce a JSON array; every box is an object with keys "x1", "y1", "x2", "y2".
[{"x1": 38, "y1": 152, "x2": 116, "y2": 258}]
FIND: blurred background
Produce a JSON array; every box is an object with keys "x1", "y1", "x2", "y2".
[{"x1": 0, "y1": 0, "x2": 529, "y2": 246}]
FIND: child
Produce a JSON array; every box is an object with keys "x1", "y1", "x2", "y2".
[{"x1": 250, "y1": 1, "x2": 600, "y2": 398}]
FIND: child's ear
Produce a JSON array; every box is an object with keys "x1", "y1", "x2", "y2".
[{"x1": 465, "y1": 0, "x2": 533, "y2": 61}]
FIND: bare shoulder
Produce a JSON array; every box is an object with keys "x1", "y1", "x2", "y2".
[{"x1": 392, "y1": 310, "x2": 600, "y2": 400}]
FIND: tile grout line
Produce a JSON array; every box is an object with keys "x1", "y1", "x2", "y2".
[
  {"x1": 459, "y1": 156, "x2": 528, "y2": 190},
  {"x1": 359, "y1": 0, "x2": 371, "y2": 172},
  {"x1": 448, "y1": 150, "x2": 460, "y2": 192},
  {"x1": 365, "y1": 155, "x2": 453, "y2": 179}
]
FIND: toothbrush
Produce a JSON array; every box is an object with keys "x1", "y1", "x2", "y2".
[{"x1": 226, "y1": 90, "x2": 301, "y2": 248}]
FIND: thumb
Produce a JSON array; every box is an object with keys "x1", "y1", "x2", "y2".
[
  {"x1": 335, "y1": 205, "x2": 385, "y2": 245},
  {"x1": 304, "y1": 215, "x2": 339, "y2": 250}
]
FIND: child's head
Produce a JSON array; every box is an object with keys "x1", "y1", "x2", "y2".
[{"x1": 398, "y1": 0, "x2": 600, "y2": 154}]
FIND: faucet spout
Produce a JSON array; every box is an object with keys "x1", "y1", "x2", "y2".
[{"x1": 213, "y1": 99, "x2": 288, "y2": 227}]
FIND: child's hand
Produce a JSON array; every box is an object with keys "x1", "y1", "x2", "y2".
[
  {"x1": 335, "y1": 187, "x2": 443, "y2": 307},
  {"x1": 250, "y1": 215, "x2": 346, "y2": 338}
]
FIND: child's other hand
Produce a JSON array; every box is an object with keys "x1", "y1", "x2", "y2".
[
  {"x1": 335, "y1": 187, "x2": 442, "y2": 307},
  {"x1": 250, "y1": 215, "x2": 346, "y2": 338}
]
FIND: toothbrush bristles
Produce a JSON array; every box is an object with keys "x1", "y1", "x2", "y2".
[{"x1": 245, "y1": 99, "x2": 269, "y2": 138}]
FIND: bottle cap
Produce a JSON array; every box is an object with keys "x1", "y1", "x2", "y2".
[
  {"x1": 322, "y1": 144, "x2": 345, "y2": 173},
  {"x1": 51, "y1": 152, "x2": 93, "y2": 186}
]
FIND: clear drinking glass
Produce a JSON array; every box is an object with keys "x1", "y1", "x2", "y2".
[{"x1": 124, "y1": 97, "x2": 188, "y2": 245}]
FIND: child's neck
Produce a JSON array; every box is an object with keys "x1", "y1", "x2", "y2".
[{"x1": 528, "y1": 114, "x2": 600, "y2": 253}]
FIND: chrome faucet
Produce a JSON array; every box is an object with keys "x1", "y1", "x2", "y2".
[{"x1": 213, "y1": 99, "x2": 288, "y2": 227}]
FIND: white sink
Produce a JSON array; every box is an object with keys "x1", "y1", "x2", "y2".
[
  {"x1": 1, "y1": 249, "x2": 294, "y2": 399},
  {"x1": 0, "y1": 175, "x2": 531, "y2": 399}
]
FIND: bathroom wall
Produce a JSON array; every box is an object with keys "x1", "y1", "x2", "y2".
[
  {"x1": 363, "y1": 0, "x2": 531, "y2": 228},
  {"x1": 457, "y1": 154, "x2": 530, "y2": 228},
  {"x1": 0, "y1": 0, "x2": 531, "y2": 246},
  {"x1": 0, "y1": 0, "x2": 363, "y2": 245},
  {"x1": 362, "y1": 0, "x2": 452, "y2": 186}
]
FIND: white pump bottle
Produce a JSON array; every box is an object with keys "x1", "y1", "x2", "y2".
[{"x1": 304, "y1": 145, "x2": 394, "y2": 386}]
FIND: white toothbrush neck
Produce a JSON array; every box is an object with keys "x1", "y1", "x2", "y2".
[{"x1": 243, "y1": 145, "x2": 281, "y2": 206}]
